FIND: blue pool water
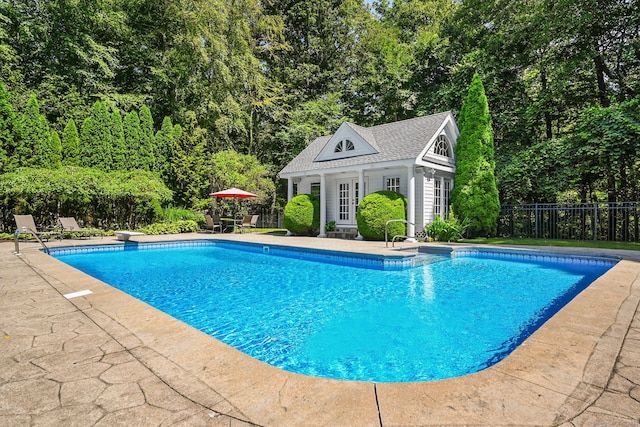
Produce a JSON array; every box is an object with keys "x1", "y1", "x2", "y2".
[{"x1": 51, "y1": 241, "x2": 616, "y2": 382}]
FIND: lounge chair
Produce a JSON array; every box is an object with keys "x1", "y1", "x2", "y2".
[
  {"x1": 14, "y1": 214, "x2": 61, "y2": 242},
  {"x1": 59, "y1": 217, "x2": 95, "y2": 239},
  {"x1": 205, "y1": 214, "x2": 223, "y2": 233},
  {"x1": 238, "y1": 215, "x2": 259, "y2": 233}
]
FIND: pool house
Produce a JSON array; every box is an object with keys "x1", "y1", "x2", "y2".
[{"x1": 278, "y1": 111, "x2": 460, "y2": 239}]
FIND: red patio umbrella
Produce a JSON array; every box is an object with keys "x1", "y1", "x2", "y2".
[
  {"x1": 210, "y1": 188, "x2": 258, "y2": 223},
  {"x1": 209, "y1": 188, "x2": 258, "y2": 199}
]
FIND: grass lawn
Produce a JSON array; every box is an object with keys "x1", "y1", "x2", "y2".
[{"x1": 459, "y1": 237, "x2": 640, "y2": 251}]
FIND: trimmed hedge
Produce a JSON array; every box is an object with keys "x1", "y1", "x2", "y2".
[
  {"x1": 356, "y1": 191, "x2": 407, "y2": 240},
  {"x1": 283, "y1": 194, "x2": 320, "y2": 236}
]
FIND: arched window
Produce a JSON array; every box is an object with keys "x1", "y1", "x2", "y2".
[
  {"x1": 334, "y1": 139, "x2": 356, "y2": 153},
  {"x1": 434, "y1": 135, "x2": 451, "y2": 157}
]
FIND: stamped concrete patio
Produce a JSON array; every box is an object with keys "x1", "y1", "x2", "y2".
[{"x1": 1, "y1": 233, "x2": 639, "y2": 426}]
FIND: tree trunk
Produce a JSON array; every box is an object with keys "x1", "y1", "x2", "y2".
[{"x1": 594, "y1": 55, "x2": 610, "y2": 108}]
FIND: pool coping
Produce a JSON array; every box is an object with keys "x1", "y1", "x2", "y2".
[{"x1": 8, "y1": 233, "x2": 640, "y2": 426}]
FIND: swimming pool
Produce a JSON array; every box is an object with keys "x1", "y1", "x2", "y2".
[{"x1": 51, "y1": 240, "x2": 617, "y2": 382}]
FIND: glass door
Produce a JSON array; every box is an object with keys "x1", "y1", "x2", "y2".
[{"x1": 337, "y1": 179, "x2": 366, "y2": 225}]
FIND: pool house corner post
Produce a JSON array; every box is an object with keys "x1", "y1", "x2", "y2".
[
  {"x1": 406, "y1": 165, "x2": 416, "y2": 242},
  {"x1": 286, "y1": 177, "x2": 294, "y2": 236},
  {"x1": 318, "y1": 173, "x2": 327, "y2": 238},
  {"x1": 355, "y1": 169, "x2": 365, "y2": 240},
  {"x1": 287, "y1": 177, "x2": 294, "y2": 201}
]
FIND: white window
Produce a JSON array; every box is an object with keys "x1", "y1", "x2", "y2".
[
  {"x1": 434, "y1": 178, "x2": 452, "y2": 218},
  {"x1": 334, "y1": 139, "x2": 355, "y2": 153},
  {"x1": 434, "y1": 180, "x2": 442, "y2": 217},
  {"x1": 310, "y1": 183, "x2": 320, "y2": 197},
  {"x1": 434, "y1": 135, "x2": 452, "y2": 157},
  {"x1": 385, "y1": 177, "x2": 400, "y2": 193},
  {"x1": 443, "y1": 180, "x2": 451, "y2": 217}
]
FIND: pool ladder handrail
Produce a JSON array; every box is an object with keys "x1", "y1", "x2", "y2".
[
  {"x1": 385, "y1": 219, "x2": 428, "y2": 247},
  {"x1": 14, "y1": 227, "x2": 50, "y2": 254}
]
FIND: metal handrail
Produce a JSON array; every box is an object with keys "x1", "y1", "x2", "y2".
[
  {"x1": 14, "y1": 227, "x2": 50, "y2": 254},
  {"x1": 385, "y1": 219, "x2": 427, "y2": 247}
]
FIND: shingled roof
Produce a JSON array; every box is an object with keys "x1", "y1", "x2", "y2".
[{"x1": 279, "y1": 111, "x2": 453, "y2": 176}]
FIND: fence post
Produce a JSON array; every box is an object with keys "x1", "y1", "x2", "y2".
[
  {"x1": 593, "y1": 203, "x2": 598, "y2": 241},
  {"x1": 534, "y1": 203, "x2": 539, "y2": 239}
]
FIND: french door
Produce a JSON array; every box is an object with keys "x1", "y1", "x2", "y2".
[{"x1": 337, "y1": 179, "x2": 366, "y2": 225}]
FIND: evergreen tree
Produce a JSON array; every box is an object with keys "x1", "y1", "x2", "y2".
[
  {"x1": 123, "y1": 110, "x2": 142, "y2": 169},
  {"x1": 79, "y1": 101, "x2": 113, "y2": 170},
  {"x1": 110, "y1": 110, "x2": 126, "y2": 170},
  {"x1": 62, "y1": 118, "x2": 80, "y2": 166},
  {"x1": 20, "y1": 95, "x2": 52, "y2": 168},
  {"x1": 154, "y1": 116, "x2": 175, "y2": 181},
  {"x1": 0, "y1": 82, "x2": 17, "y2": 172},
  {"x1": 49, "y1": 130, "x2": 62, "y2": 168},
  {"x1": 451, "y1": 72, "x2": 500, "y2": 236},
  {"x1": 138, "y1": 105, "x2": 155, "y2": 171}
]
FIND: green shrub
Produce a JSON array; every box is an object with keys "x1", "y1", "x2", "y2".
[
  {"x1": 136, "y1": 220, "x2": 198, "y2": 235},
  {"x1": 356, "y1": 191, "x2": 407, "y2": 240},
  {"x1": 426, "y1": 213, "x2": 469, "y2": 242},
  {"x1": 161, "y1": 207, "x2": 200, "y2": 222},
  {"x1": 283, "y1": 194, "x2": 320, "y2": 235}
]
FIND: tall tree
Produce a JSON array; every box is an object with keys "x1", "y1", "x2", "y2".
[
  {"x1": 123, "y1": 110, "x2": 142, "y2": 170},
  {"x1": 110, "y1": 110, "x2": 126, "y2": 170},
  {"x1": 451, "y1": 73, "x2": 500, "y2": 236},
  {"x1": 49, "y1": 130, "x2": 62, "y2": 169},
  {"x1": 19, "y1": 95, "x2": 52, "y2": 168},
  {"x1": 138, "y1": 105, "x2": 156, "y2": 171},
  {"x1": 80, "y1": 101, "x2": 113, "y2": 170},
  {"x1": 61, "y1": 118, "x2": 80, "y2": 166},
  {"x1": 154, "y1": 116, "x2": 176, "y2": 182},
  {"x1": 0, "y1": 82, "x2": 17, "y2": 172}
]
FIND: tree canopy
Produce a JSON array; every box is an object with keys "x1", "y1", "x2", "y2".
[{"x1": 0, "y1": 0, "x2": 639, "y2": 229}]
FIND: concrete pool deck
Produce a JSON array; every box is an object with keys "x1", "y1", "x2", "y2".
[{"x1": 1, "y1": 233, "x2": 639, "y2": 426}]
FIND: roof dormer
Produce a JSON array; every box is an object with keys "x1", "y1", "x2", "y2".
[{"x1": 314, "y1": 122, "x2": 379, "y2": 162}]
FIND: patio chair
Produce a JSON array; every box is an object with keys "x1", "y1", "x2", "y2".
[
  {"x1": 238, "y1": 215, "x2": 259, "y2": 233},
  {"x1": 59, "y1": 217, "x2": 95, "y2": 239},
  {"x1": 14, "y1": 214, "x2": 61, "y2": 242},
  {"x1": 205, "y1": 214, "x2": 223, "y2": 233}
]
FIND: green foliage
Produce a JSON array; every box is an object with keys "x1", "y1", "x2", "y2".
[
  {"x1": 123, "y1": 110, "x2": 142, "y2": 169},
  {"x1": 208, "y1": 149, "x2": 275, "y2": 216},
  {"x1": 160, "y1": 207, "x2": 201, "y2": 223},
  {"x1": 283, "y1": 194, "x2": 319, "y2": 235},
  {"x1": 19, "y1": 95, "x2": 53, "y2": 168},
  {"x1": 61, "y1": 118, "x2": 80, "y2": 166},
  {"x1": 426, "y1": 213, "x2": 469, "y2": 242},
  {"x1": 0, "y1": 82, "x2": 16, "y2": 172},
  {"x1": 136, "y1": 220, "x2": 199, "y2": 235},
  {"x1": 356, "y1": 191, "x2": 407, "y2": 240},
  {"x1": 1, "y1": 0, "x2": 639, "y2": 216},
  {"x1": 138, "y1": 105, "x2": 156, "y2": 171},
  {"x1": 269, "y1": 93, "x2": 349, "y2": 167},
  {"x1": 451, "y1": 73, "x2": 500, "y2": 237},
  {"x1": 154, "y1": 116, "x2": 176, "y2": 180},
  {"x1": 49, "y1": 130, "x2": 62, "y2": 168},
  {"x1": 0, "y1": 167, "x2": 172, "y2": 231},
  {"x1": 569, "y1": 99, "x2": 640, "y2": 201},
  {"x1": 497, "y1": 138, "x2": 574, "y2": 203},
  {"x1": 110, "y1": 110, "x2": 126, "y2": 170},
  {"x1": 325, "y1": 220, "x2": 336, "y2": 232},
  {"x1": 80, "y1": 101, "x2": 113, "y2": 171}
]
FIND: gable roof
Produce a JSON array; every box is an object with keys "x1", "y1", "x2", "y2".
[{"x1": 279, "y1": 111, "x2": 454, "y2": 177}]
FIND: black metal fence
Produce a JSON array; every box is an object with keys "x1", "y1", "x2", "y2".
[
  {"x1": 498, "y1": 202, "x2": 640, "y2": 242},
  {"x1": 255, "y1": 208, "x2": 283, "y2": 229}
]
